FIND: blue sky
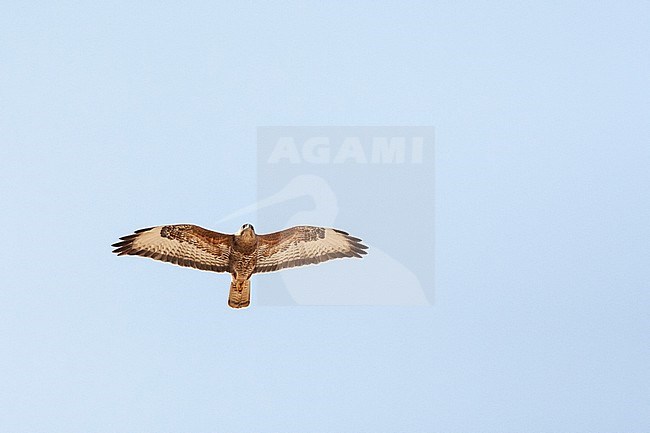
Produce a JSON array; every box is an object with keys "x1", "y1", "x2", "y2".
[{"x1": 1, "y1": 1, "x2": 649, "y2": 432}]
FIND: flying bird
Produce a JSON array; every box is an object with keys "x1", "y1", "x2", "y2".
[{"x1": 111, "y1": 224, "x2": 368, "y2": 308}]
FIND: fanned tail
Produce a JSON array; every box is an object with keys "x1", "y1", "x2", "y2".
[{"x1": 228, "y1": 280, "x2": 251, "y2": 309}]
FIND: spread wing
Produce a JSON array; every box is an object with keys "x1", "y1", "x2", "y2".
[
  {"x1": 111, "y1": 224, "x2": 232, "y2": 272},
  {"x1": 254, "y1": 226, "x2": 368, "y2": 274}
]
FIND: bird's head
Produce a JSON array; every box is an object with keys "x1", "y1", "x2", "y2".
[{"x1": 237, "y1": 223, "x2": 255, "y2": 237}]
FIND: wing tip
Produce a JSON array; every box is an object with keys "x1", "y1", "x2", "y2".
[
  {"x1": 113, "y1": 227, "x2": 155, "y2": 252},
  {"x1": 112, "y1": 241, "x2": 134, "y2": 254},
  {"x1": 332, "y1": 228, "x2": 369, "y2": 251}
]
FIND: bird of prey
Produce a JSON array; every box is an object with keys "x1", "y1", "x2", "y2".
[{"x1": 112, "y1": 224, "x2": 368, "y2": 308}]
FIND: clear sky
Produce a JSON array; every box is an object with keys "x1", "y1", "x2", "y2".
[{"x1": 1, "y1": 1, "x2": 649, "y2": 432}]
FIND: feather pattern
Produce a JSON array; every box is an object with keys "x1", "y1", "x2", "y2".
[
  {"x1": 111, "y1": 224, "x2": 232, "y2": 272},
  {"x1": 253, "y1": 226, "x2": 368, "y2": 273}
]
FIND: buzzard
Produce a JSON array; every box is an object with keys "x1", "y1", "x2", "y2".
[{"x1": 112, "y1": 224, "x2": 368, "y2": 308}]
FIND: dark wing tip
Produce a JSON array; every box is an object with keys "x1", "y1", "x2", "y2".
[
  {"x1": 333, "y1": 228, "x2": 369, "y2": 257},
  {"x1": 112, "y1": 242, "x2": 134, "y2": 254},
  {"x1": 112, "y1": 228, "x2": 148, "y2": 254},
  {"x1": 346, "y1": 235, "x2": 368, "y2": 248},
  {"x1": 350, "y1": 245, "x2": 368, "y2": 256}
]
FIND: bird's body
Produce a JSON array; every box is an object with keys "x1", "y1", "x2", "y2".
[
  {"x1": 228, "y1": 224, "x2": 258, "y2": 307},
  {"x1": 112, "y1": 223, "x2": 367, "y2": 308}
]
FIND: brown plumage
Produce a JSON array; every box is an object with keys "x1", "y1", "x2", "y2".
[{"x1": 111, "y1": 223, "x2": 368, "y2": 309}]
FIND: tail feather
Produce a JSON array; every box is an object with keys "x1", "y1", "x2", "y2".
[{"x1": 228, "y1": 280, "x2": 251, "y2": 309}]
